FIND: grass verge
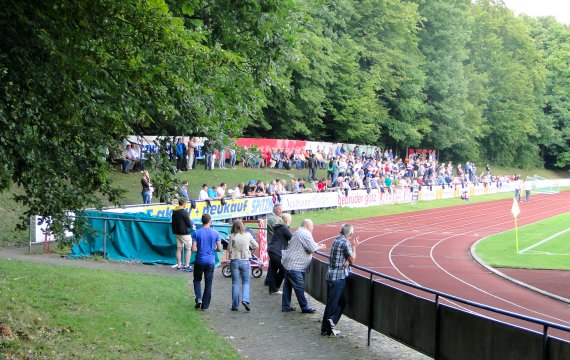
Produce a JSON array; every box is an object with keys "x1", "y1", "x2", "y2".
[
  {"x1": 0, "y1": 259, "x2": 240, "y2": 359},
  {"x1": 474, "y1": 212, "x2": 570, "y2": 270}
]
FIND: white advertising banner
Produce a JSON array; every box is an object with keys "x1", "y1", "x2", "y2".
[
  {"x1": 338, "y1": 189, "x2": 381, "y2": 208},
  {"x1": 30, "y1": 179, "x2": 566, "y2": 244},
  {"x1": 280, "y1": 192, "x2": 338, "y2": 211}
]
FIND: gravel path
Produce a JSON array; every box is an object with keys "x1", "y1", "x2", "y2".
[{"x1": 0, "y1": 245, "x2": 428, "y2": 360}]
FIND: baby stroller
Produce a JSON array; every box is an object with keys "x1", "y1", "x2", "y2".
[{"x1": 222, "y1": 254, "x2": 264, "y2": 278}]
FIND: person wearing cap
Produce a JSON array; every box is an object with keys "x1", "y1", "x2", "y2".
[
  {"x1": 171, "y1": 197, "x2": 194, "y2": 271},
  {"x1": 244, "y1": 180, "x2": 257, "y2": 196}
]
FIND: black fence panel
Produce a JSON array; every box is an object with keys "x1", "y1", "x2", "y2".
[
  {"x1": 548, "y1": 337, "x2": 570, "y2": 360},
  {"x1": 305, "y1": 259, "x2": 328, "y2": 303},
  {"x1": 439, "y1": 305, "x2": 543, "y2": 360},
  {"x1": 305, "y1": 257, "x2": 570, "y2": 360},
  {"x1": 342, "y1": 272, "x2": 372, "y2": 326},
  {"x1": 373, "y1": 282, "x2": 436, "y2": 356}
]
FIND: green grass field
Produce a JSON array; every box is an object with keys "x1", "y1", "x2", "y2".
[
  {"x1": 0, "y1": 259, "x2": 240, "y2": 359},
  {"x1": 474, "y1": 212, "x2": 570, "y2": 270}
]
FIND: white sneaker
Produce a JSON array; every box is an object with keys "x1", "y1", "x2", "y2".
[
  {"x1": 270, "y1": 290, "x2": 283, "y2": 295},
  {"x1": 328, "y1": 318, "x2": 340, "y2": 336}
]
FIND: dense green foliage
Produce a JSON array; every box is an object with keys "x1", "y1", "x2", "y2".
[{"x1": 1, "y1": 0, "x2": 569, "y2": 233}]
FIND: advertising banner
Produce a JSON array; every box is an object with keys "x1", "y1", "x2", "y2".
[
  {"x1": 104, "y1": 197, "x2": 276, "y2": 222},
  {"x1": 280, "y1": 192, "x2": 338, "y2": 211},
  {"x1": 236, "y1": 138, "x2": 307, "y2": 153},
  {"x1": 338, "y1": 189, "x2": 382, "y2": 208},
  {"x1": 380, "y1": 187, "x2": 413, "y2": 205}
]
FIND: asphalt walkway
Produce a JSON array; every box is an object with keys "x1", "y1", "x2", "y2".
[{"x1": 0, "y1": 246, "x2": 428, "y2": 360}]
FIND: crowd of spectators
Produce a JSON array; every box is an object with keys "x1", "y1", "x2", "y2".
[
  {"x1": 108, "y1": 138, "x2": 524, "y2": 207},
  {"x1": 165, "y1": 142, "x2": 518, "y2": 205}
]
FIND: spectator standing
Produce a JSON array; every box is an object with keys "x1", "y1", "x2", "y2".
[
  {"x1": 175, "y1": 138, "x2": 187, "y2": 171},
  {"x1": 267, "y1": 213, "x2": 293, "y2": 295},
  {"x1": 229, "y1": 147, "x2": 236, "y2": 169},
  {"x1": 219, "y1": 142, "x2": 226, "y2": 169},
  {"x1": 524, "y1": 177, "x2": 532, "y2": 202},
  {"x1": 227, "y1": 220, "x2": 259, "y2": 311},
  {"x1": 265, "y1": 204, "x2": 283, "y2": 286},
  {"x1": 187, "y1": 137, "x2": 196, "y2": 170},
  {"x1": 514, "y1": 177, "x2": 522, "y2": 202},
  {"x1": 203, "y1": 139, "x2": 214, "y2": 171},
  {"x1": 308, "y1": 153, "x2": 318, "y2": 181},
  {"x1": 171, "y1": 198, "x2": 194, "y2": 271},
  {"x1": 191, "y1": 214, "x2": 222, "y2": 310},
  {"x1": 281, "y1": 219, "x2": 326, "y2": 313},
  {"x1": 141, "y1": 170, "x2": 153, "y2": 204}
]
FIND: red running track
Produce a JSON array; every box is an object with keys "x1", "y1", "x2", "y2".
[{"x1": 312, "y1": 191, "x2": 570, "y2": 340}]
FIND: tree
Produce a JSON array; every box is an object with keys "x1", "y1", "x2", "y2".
[
  {"x1": 0, "y1": 0, "x2": 283, "y2": 235},
  {"x1": 523, "y1": 16, "x2": 570, "y2": 169},
  {"x1": 416, "y1": 0, "x2": 483, "y2": 161},
  {"x1": 467, "y1": 0, "x2": 547, "y2": 168}
]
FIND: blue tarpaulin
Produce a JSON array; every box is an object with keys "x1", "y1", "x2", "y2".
[{"x1": 70, "y1": 210, "x2": 230, "y2": 265}]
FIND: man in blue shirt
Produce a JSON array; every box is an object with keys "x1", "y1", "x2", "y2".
[
  {"x1": 176, "y1": 138, "x2": 186, "y2": 171},
  {"x1": 191, "y1": 214, "x2": 222, "y2": 310},
  {"x1": 321, "y1": 224, "x2": 360, "y2": 336}
]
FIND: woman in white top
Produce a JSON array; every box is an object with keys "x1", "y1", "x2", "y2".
[
  {"x1": 227, "y1": 220, "x2": 259, "y2": 311},
  {"x1": 232, "y1": 183, "x2": 244, "y2": 199}
]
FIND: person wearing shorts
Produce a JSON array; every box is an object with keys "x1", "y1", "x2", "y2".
[{"x1": 171, "y1": 197, "x2": 194, "y2": 271}]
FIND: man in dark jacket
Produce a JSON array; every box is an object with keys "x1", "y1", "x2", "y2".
[
  {"x1": 267, "y1": 213, "x2": 293, "y2": 295},
  {"x1": 172, "y1": 197, "x2": 194, "y2": 271}
]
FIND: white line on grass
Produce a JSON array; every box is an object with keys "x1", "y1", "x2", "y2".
[{"x1": 519, "y1": 227, "x2": 570, "y2": 254}]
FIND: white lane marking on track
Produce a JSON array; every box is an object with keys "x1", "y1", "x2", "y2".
[
  {"x1": 387, "y1": 196, "x2": 570, "y2": 325},
  {"x1": 427, "y1": 206, "x2": 570, "y2": 325},
  {"x1": 315, "y1": 193, "x2": 570, "y2": 323}
]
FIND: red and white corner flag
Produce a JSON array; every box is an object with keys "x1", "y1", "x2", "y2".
[{"x1": 511, "y1": 197, "x2": 520, "y2": 218}]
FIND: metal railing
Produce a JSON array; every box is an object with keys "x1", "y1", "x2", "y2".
[{"x1": 311, "y1": 251, "x2": 570, "y2": 360}]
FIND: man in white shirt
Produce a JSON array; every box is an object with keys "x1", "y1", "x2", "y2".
[
  {"x1": 216, "y1": 183, "x2": 227, "y2": 199},
  {"x1": 523, "y1": 178, "x2": 532, "y2": 203},
  {"x1": 198, "y1": 184, "x2": 211, "y2": 201}
]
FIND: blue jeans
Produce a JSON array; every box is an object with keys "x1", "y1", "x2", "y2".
[
  {"x1": 141, "y1": 191, "x2": 151, "y2": 204},
  {"x1": 219, "y1": 150, "x2": 226, "y2": 168},
  {"x1": 308, "y1": 167, "x2": 316, "y2": 181},
  {"x1": 229, "y1": 154, "x2": 236, "y2": 168},
  {"x1": 321, "y1": 278, "x2": 347, "y2": 333},
  {"x1": 205, "y1": 154, "x2": 213, "y2": 170},
  {"x1": 282, "y1": 270, "x2": 310, "y2": 311},
  {"x1": 230, "y1": 259, "x2": 251, "y2": 309},
  {"x1": 193, "y1": 263, "x2": 215, "y2": 309}
]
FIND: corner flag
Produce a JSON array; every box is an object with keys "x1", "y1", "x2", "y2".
[{"x1": 511, "y1": 197, "x2": 520, "y2": 218}]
